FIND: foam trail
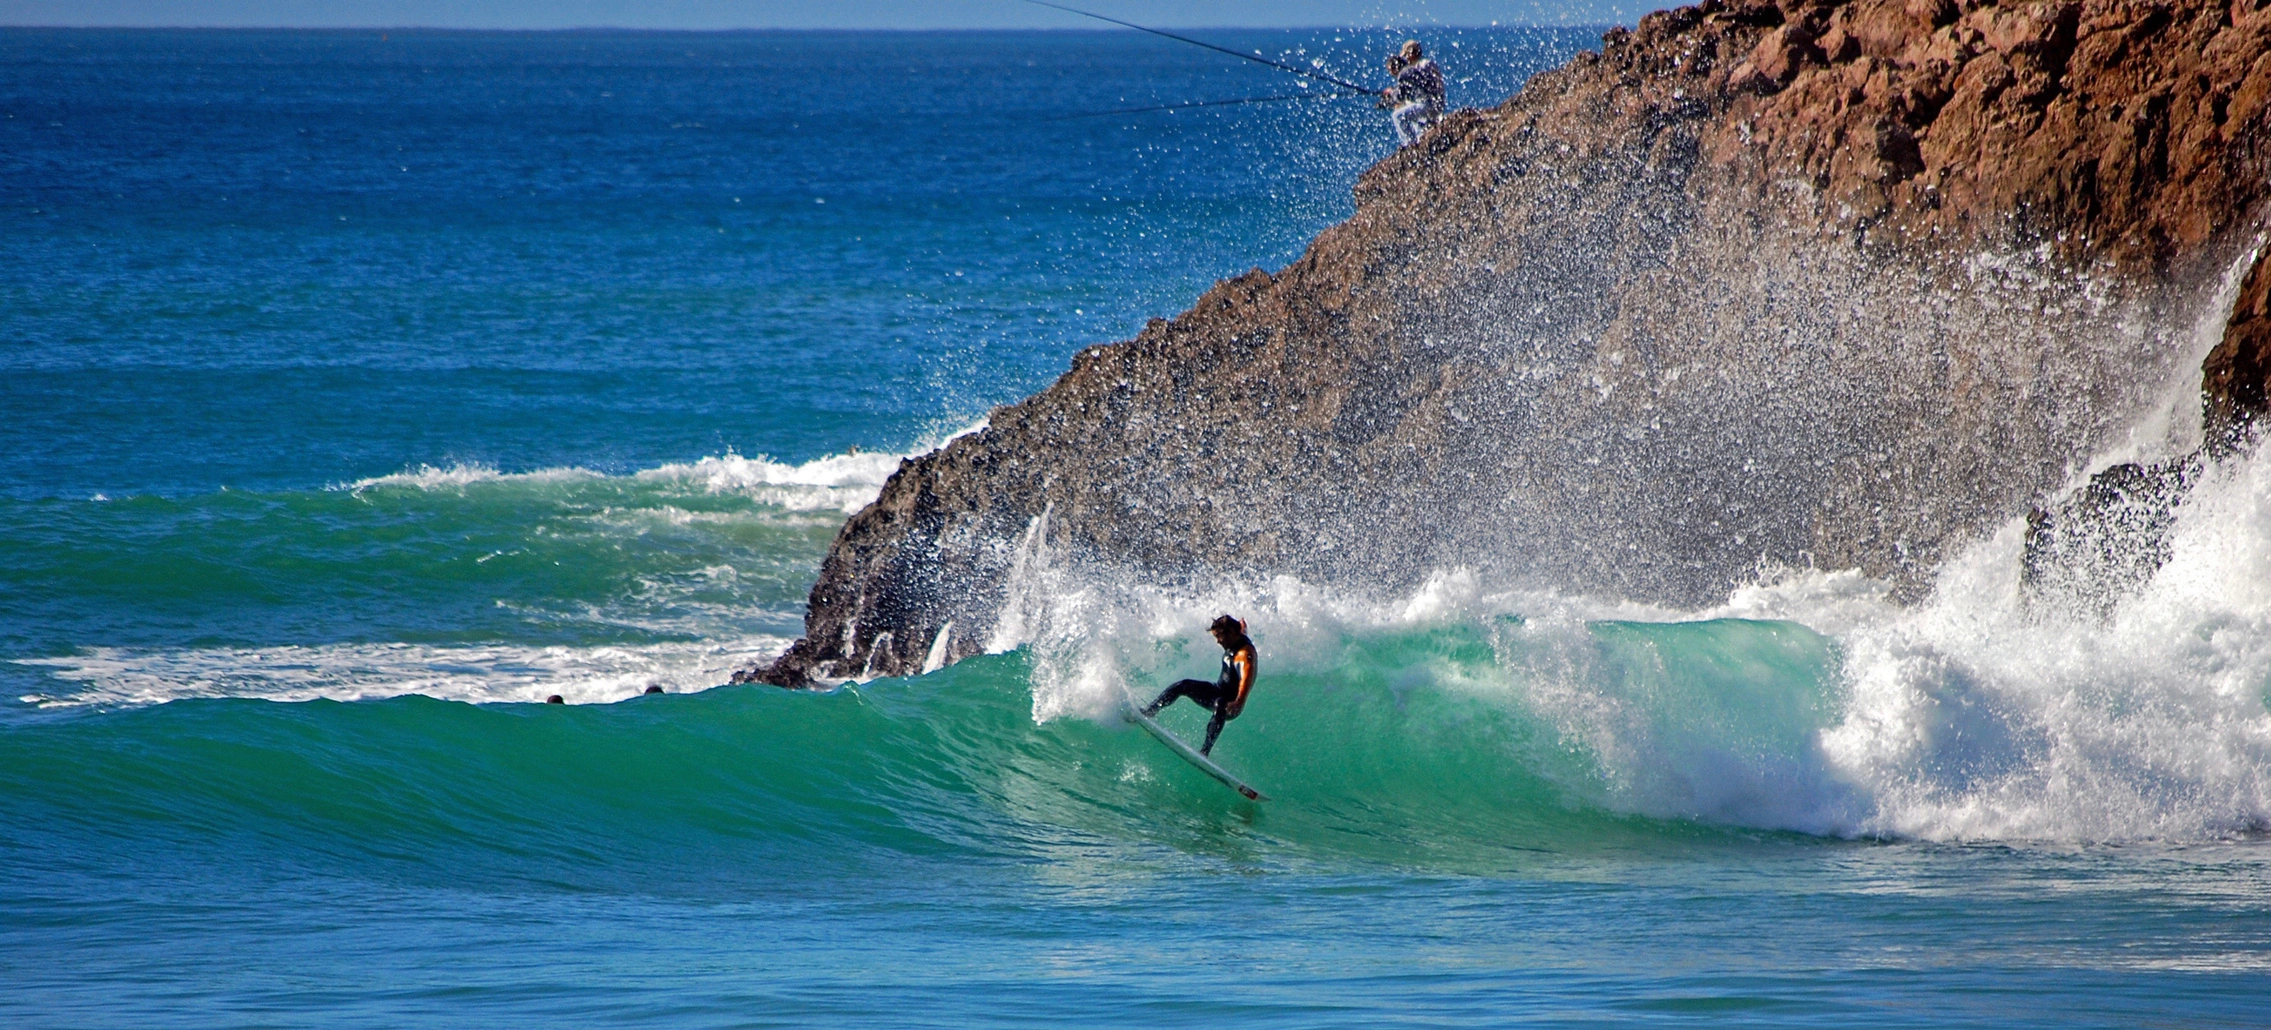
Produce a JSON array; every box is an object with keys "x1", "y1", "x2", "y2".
[
  {"x1": 342, "y1": 463, "x2": 597, "y2": 492},
  {"x1": 15, "y1": 636, "x2": 787, "y2": 708},
  {"x1": 19, "y1": 428, "x2": 998, "y2": 711}
]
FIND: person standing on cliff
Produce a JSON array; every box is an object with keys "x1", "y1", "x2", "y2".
[
  {"x1": 1141, "y1": 615, "x2": 1257, "y2": 756},
  {"x1": 1381, "y1": 39, "x2": 1445, "y2": 148}
]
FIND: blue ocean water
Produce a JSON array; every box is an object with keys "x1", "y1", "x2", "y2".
[{"x1": 7, "y1": 26, "x2": 2271, "y2": 1028}]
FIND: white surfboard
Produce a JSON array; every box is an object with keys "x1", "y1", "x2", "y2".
[{"x1": 1121, "y1": 695, "x2": 1268, "y2": 801}]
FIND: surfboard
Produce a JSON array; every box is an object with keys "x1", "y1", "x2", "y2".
[{"x1": 1121, "y1": 697, "x2": 1268, "y2": 801}]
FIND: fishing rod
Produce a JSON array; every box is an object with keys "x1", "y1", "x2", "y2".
[
  {"x1": 1042, "y1": 90, "x2": 1356, "y2": 121},
  {"x1": 1022, "y1": 0, "x2": 1376, "y2": 94}
]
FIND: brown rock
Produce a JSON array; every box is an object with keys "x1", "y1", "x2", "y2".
[{"x1": 1750, "y1": 23, "x2": 1827, "y2": 86}]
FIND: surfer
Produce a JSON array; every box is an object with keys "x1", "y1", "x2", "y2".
[
  {"x1": 1141, "y1": 615, "x2": 1257, "y2": 755},
  {"x1": 1381, "y1": 40, "x2": 1446, "y2": 148}
]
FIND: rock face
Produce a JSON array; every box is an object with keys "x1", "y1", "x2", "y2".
[
  {"x1": 2205, "y1": 250, "x2": 2271, "y2": 450},
  {"x1": 744, "y1": 0, "x2": 2271, "y2": 687}
]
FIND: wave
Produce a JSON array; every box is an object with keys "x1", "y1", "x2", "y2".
[
  {"x1": 12, "y1": 436, "x2": 2267, "y2": 859},
  {"x1": 5, "y1": 424, "x2": 997, "y2": 713},
  {"x1": 10, "y1": 469, "x2": 2269, "y2": 884},
  {"x1": 979, "y1": 434, "x2": 2271, "y2": 845},
  {"x1": 338, "y1": 420, "x2": 985, "y2": 514},
  {"x1": 0, "y1": 645, "x2": 1707, "y2": 885}
]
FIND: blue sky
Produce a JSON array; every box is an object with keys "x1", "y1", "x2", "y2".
[{"x1": 0, "y1": 1, "x2": 1666, "y2": 29}]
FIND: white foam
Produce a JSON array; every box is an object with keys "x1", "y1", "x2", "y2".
[
  {"x1": 15, "y1": 636, "x2": 791, "y2": 708},
  {"x1": 1806, "y1": 440, "x2": 2271, "y2": 841},
  {"x1": 338, "y1": 418, "x2": 988, "y2": 514},
  {"x1": 343, "y1": 463, "x2": 598, "y2": 492},
  {"x1": 635, "y1": 452, "x2": 909, "y2": 514},
  {"x1": 1498, "y1": 435, "x2": 2271, "y2": 842},
  {"x1": 992, "y1": 517, "x2": 1665, "y2": 727}
]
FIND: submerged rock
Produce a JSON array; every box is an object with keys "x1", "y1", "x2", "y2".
[
  {"x1": 742, "y1": 0, "x2": 2271, "y2": 686},
  {"x1": 2021, "y1": 455, "x2": 2200, "y2": 612}
]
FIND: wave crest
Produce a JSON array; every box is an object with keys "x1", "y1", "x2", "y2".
[{"x1": 337, "y1": 420, "x2": 984, "y2": 514}]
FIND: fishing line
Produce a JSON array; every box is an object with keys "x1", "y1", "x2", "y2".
[
  {"x1": 1041, "y1": 90, "x2": 1354, "y2": 121},
  {"x1": 1021, "y1": 0, "x2": 1376, "y2": 93}
]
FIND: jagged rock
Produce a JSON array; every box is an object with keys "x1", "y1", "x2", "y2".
[
  {"x1": 743, "y1": 0, "x2": 2271, "y2": 686},
  {"x1": 2021, "y1": 455, "x2": 2199, "y2": 610},
  {"x1": 2204, "y1": 248, "x2": 2271, "y2": 453}
]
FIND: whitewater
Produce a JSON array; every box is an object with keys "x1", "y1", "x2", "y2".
[{"x1": 5, "y1": 25, "x2": 2269, "y2": 1029}]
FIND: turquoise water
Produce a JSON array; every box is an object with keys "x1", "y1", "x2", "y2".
[{"x1": 8, "y1": 27, "x2": 2271, "y2": 1027}]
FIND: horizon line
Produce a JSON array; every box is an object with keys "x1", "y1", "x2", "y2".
[{"x1": 0, "y1": 22, "x2": 1624, "y2": 32}]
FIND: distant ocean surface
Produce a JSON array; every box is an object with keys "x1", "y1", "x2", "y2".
[{"x1": 6, "y1": 26, "x2": 2271, "y2": 1029}]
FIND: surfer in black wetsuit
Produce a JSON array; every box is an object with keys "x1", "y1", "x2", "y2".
[{"x1": 1141, "y1": 615, "x2": 1257, "y2": 755}]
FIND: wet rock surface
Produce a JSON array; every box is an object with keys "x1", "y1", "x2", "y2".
[
  {"x1": 2021, "y1": 454, "x2": 2200, "y2": 611},
  {"x1": 2204, "y1": 248, "x2": 2271, "y2": 450},
  {"x1": 744, "y1": 0, "x2": 2271, "y2": 686}
]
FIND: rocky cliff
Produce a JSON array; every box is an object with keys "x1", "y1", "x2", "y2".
[{"x1": 743, "y1": 0, "x2": 2271, "y2": 686}]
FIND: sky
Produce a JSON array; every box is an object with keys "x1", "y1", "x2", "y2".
[{"x1": 0, "y1": 1, "x2": 1668, "y2": 29}]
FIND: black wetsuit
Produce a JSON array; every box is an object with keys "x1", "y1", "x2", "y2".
[{"x1": 1143, "y1": 648, "x2": 1250, "y2": 754}]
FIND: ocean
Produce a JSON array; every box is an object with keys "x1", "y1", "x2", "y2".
[{"x1": 6, "y1": 26, "x2": 2271, "y2": 1028}]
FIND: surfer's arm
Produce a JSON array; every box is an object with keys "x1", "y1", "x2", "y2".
[{"x1": 1227, "y1": 648, "x2": 1255, "y2": 716}]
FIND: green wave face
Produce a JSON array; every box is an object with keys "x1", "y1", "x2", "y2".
[{"x1": 0, "y1": 617, "x2": 1851, "y2": 888}]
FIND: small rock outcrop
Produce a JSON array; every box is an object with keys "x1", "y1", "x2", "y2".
[{"x1": 743, "y1": 0, "x2": 2271, "y2": 686}]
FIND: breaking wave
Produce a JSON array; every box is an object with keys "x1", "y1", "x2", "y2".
[
  {"x1": 979, "y1": 431, "x2": 2271, "y2": 845},
  {"x1": 342, "y1": 419, "x2": 982, "y2": 511},
  {"x1": 342, "y1": 451, "x2": 900, "y2": 515}
]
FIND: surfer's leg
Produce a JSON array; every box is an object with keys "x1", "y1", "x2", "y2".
[
  {"x1": 1144, "y1": 679, "x2": 1211, "y2": 716},
  {"x1": 1200, "y1": 703, "x2": 1229, "y2": 755}
]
